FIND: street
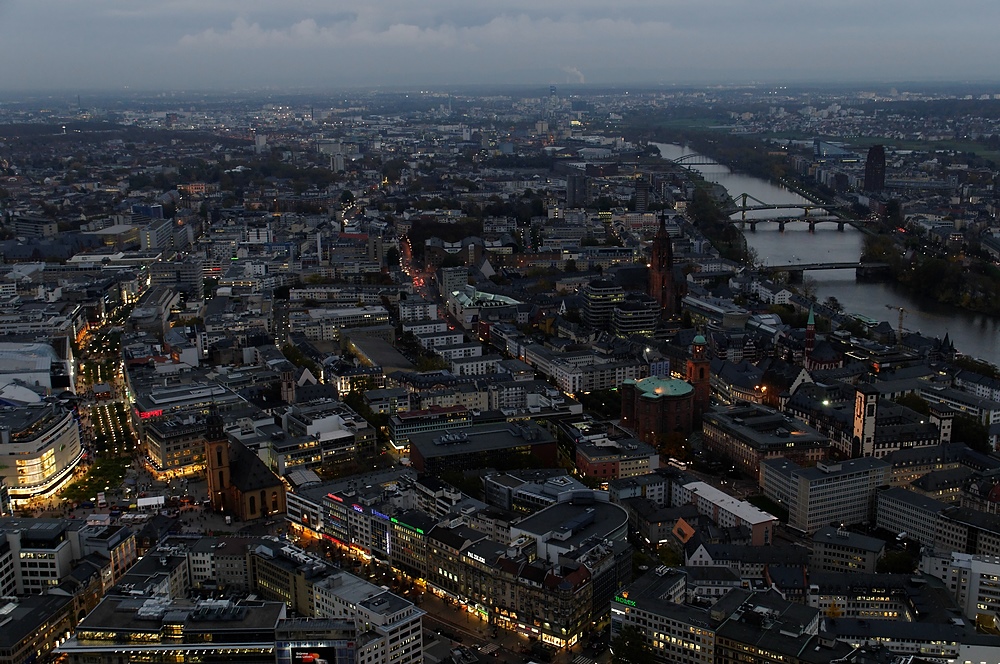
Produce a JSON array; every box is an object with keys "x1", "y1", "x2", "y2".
[{"x1": 418, "y1": 591, "x2": 608, "y2": 664}]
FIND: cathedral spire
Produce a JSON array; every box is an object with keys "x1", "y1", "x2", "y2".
[{"x1": 649, "y1": 211, "x2": 676, "y2": 316}]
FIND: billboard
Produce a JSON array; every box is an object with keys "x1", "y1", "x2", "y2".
[{"x1": 291, "y1": 646, "x2": 353, "y2": 664}]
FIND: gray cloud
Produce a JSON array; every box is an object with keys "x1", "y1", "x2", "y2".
[{"x1": 1, "y1": 1, "x2": 998, "y2": 91}]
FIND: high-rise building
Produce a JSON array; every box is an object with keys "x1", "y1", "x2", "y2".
[
  {"x1": 612, "y1": 294, "x2": 659, "y2": 337},
  {"x1": 648, "y1": 214, "x2": 676, "y2": 316},
  {"x1": 140, "y1": 218, "x2": 174, "y2": 251},
  {"x1": 566, "y1": 173, "x2": 589, "y2": 208},
  {"x1": 582, "y1": 279, "x2": 625, "y2": 329},
  {"x1": 864, "y1": 144, "x2": 886, "y2": 193},
  {"x1": 634, "y1": 177, "x2": 650, "y2": 213},
  {"x1": 149, "y1": 256, "x2": 204, "y2": 297}
]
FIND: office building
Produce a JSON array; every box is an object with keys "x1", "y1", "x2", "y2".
[
  {"x1": 566, "y1": 174, "x2": 589, "y2": 208},
  {"x1": 634, "y1": 177, "x2": 650, "y2": 213},
  {"x1": 701, "y1": 403, "x2": 828, "y2": 481},
  {"x1": 581, "y1": 279, "x2": 624, "y2": 329},
  {"x1": 874, "y1": 486, "x2": 946, "y2": 547},
  {"x1": 386, "y1": 405, "x2": 472, "y2": 452},
  {"x1": 576, "y1": 436, "x2": 660, "y2": 480},
  {"x1": 610, "y1": 581, "x2": 847, "y2": 664},
  {"x1": 0, "y1": 404, "x2": 83, "y2": 505},
  {"x1": 310, "y1": 569, "x2": 422, "y2": 664},
  {"x1": 57, "y1": 597, "x2": 286, "y2": 664},
  {"x1": 290, "y1": 306, "x2": 390, "y2": 342},
  {"x1": 920, "y1": 551, "x2": 1000, "y2": 620},
  {"x1": 9, "y1": 215, "x2": 58, "y2": 238},
  {"x1": 612, "y1": 295, "x2": 659, "y2": 337},
  {"x1": 407, "y1": 421, "x2": 557, "y2": 474},
  {"x1": 140, "y1": 218, "x2": 174, "y2": 251},
  {"x1": 810, "y1": 527, "x2": 885, "y2": 573},
  {"x1": 934, "y1": 506, "x2": 1000, "y2": 557},
  {"x1": 761, "y1": 458, "x2": 889, "y2": 534},
  {"x1": 864, "y1": 145, "x2": 886, "y2": 193},
  {"x1": 0, "y1": 593, "x2": 79, "y2": 664},
  {"x1": 149, "y1": 256, "x2": 204, "y2": 297}
]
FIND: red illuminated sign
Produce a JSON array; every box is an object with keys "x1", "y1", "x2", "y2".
[{"x1": 139, "y1": 409, "x2": 163, "y2": 419}]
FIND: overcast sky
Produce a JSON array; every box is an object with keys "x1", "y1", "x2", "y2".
[{"x1": 2, "y1": 0, "x2": 998, "y2": 92}]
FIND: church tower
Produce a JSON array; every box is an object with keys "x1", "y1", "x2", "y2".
[
  {"x1": 686, "y1": 334, "x2": 711, "y2": 416},
  {"x1": 649, "y1": 212, "x2": 676, "y2": 316},
  {"x1": 852, "y1": 384, "x2": 879, "y2": 458},
  {"x1": 204, "y1": 411, "x2": 230, "y2": 512},
  {"x1": 805, "y1": 305, "x2": 816, "y2": 359},
  {"x1": 280, "y1": 366, "x2": 296, "y2": 404}
]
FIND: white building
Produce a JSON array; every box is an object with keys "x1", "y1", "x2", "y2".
[
  {"x1": 313, "y1": 571, "x2": 425, "y2": 664},
  {"x1": 920, "y1": 551, "x2": 1000, "y2": 620},
  {"x1": 0, "y1": 404, "x2": 83, "y2": 504},
  {"x1": 672, "y1": 481, "x2": 777, "y2": 546},
  {"x1": 398, "y1": 299, "x2": 437, "y2": 323},
  {"x1": 761, "y1": 458, "x2": 889, "y2": 534}
]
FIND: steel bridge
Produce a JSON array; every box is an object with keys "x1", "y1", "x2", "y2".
[
  {"x1": 669, "y1": 153, "x2": 723, "y2": 166},
  {"x1": 723, "y1": 192, "x2": 843, "y2": 219},
  {"x1": 665, "y1": 156, "x2": 852, "y2": 228}
]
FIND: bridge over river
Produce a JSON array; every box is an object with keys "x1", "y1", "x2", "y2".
[{"x1": 759, "y1": 261, "x2": 891, "y2": 282}]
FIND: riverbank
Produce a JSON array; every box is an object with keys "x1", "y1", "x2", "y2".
[{"x1": 653, "y1": 140, "x2": 1000, "y2": 365}]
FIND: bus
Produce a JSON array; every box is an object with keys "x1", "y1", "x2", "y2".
[{"x1": 667, "y1": 458, "x2": 689, "y2": 470}]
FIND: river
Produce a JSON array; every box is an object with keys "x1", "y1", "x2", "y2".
[{"x1": 654, "y1": 142, "x2": 1000, "y2": 365}]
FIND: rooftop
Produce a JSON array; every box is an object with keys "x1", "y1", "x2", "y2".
[
  {"x1": 624, "y1": 375, "x2": 694, "y2": 399},
  {"x1": 409, "y1": 421, "x2": 554, "y2": 459},
  {"x1": 812, "y1": 527, "x2": 887, "y2": 553}
]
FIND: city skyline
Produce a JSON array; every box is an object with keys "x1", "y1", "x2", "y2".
[{"x1": 2, "y1": 0, "x2": 1000, "y2": 91}]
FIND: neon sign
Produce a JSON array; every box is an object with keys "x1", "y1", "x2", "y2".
[
  {"x1": 139, "y1": 409, "x2": 163, "y2": 419},
  {"x1": 390, "y1": 517, "x2": 424, "y2": 535}
]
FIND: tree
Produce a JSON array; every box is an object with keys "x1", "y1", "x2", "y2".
[
  {"x1": 281, "y1": 344, "x2": 319, "y2": 376},
  {"x1": 799, "y1": 276, "x2": 818, "y2": 301},
  {"x1": 877, "y1": 550, "x2": 916, "y2": 574},
  {"x1": 340, "y1": 189, "x2": 355, "y2": 205},
  {"x1": 824, "y1": 296, "x2": 843, "y2": 313},
  {"x1": 385, "y1": 247, "x2": 400, "y2": 268},
  {"x1": 415, "y1": 356, "x2": 450, "y2": 372},
  {"x1": 564, "y1": 259, "x2": 578, "y2": 273},
  {"x1": 953, "y1": 414, "x2": 991, "y2": 454},
  {"x1": 894, "y1": 393, "x2": 930, "y2": 415},
  {"x1": 611, "y1": 626, "x2": 651, "y2": 664},
  {"x1": 885, "y1": 199, "x2": 904, "y2": 229}
]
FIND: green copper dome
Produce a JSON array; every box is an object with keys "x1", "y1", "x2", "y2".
[{"x1": 631, "y1": 376, "x2": 694, "y2": 398}]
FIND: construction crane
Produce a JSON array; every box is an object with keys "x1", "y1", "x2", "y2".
[{"x1": 885, "y1": 304, "x2": 907, "y2": 348}]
